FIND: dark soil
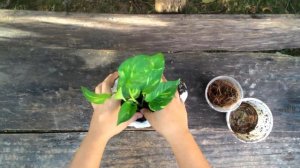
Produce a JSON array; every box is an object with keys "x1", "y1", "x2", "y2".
[
  {"x1": 178, "y1": 81, "x2": 187, "y2": 95},
  {"x1": 207, "y1": 79, "x2": 239, "y2": 107},
  {"x1": 229, "y1": 102, "x2": 258, "y2": 134},
  {"x1": 135, "y1": 94, "x2": 150, "y2": 122}
]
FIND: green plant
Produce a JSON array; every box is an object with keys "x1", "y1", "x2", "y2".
[{"x1": 81, "y1": 53, "x2": 180, "y2": 125}]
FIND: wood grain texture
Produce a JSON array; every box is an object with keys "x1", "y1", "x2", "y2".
[
  {"x1": 0, "y1": 10, "x2": 300, "y2": 52},
  {"x1": 0, "y1": 47, "x2": 299, "y2": 131},
  {"x1": 0, "y1": 10, "x2": 299, "y2": 168},
  {"x1": 0, "y1": 131, "x2": 299, "y2": 168}
]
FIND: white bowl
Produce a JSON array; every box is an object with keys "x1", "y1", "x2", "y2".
[
  {"x1": 226, "y1": 98, "x2": 273, "y2": 143},
  {"x1": 205, "y1": 76, "x2": 243, "y2": 112}
]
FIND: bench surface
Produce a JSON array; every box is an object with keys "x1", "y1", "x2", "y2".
[{"x1": 0, "y1": 10, "x2": 299, "y2": 167}]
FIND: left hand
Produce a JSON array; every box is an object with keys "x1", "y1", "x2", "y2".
[{"x1": 87, "y1": 72, "x2": 143, "y2": 141}]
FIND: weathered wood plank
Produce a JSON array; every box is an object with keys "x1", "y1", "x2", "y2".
[
  {"x1": 0, "y1": 10, "x2": 299, "y2": 51},
  {"x1": 0, "y1": 131, "x2": 299, "y2": 168},
  {"x1": 0, "y1": 47, "x2": 299, "y2": 131}
]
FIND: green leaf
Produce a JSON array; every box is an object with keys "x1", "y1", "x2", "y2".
[
  {"x1": 145, "y1": 80, "x2": 179, "y2": 102},
  {"x1": 117, "y1": 101, "x2": 137, "y2": 125},
  {"x1": 129, "y1": 88, "x2": 140, "y2": 99},
  {"x1": 113, "y1": 87, "x2": 125, "y2": 100},
  {"x1": 142, "y1": 69, "x2": 163, "y2": 94},
  {"x1": 147, "y1": 80, "x2": 180, "y2": 111},
  {"x1": 117, "y1": 53, "x2": 166, "y2": 102},
  {"x1": 148, "y1": 53, "x2": 165, "y2": 70},
  {"x1": 143, "y1": 53, "x2": 165, "y2": 94},
  {"x1": 117, "y1": 55, "x2": 150, "y2": 98},
  {"x1": 81, "y1": 86, "x2": 111, "y2": 104},
  {"x1": 149, "y1": 97, "x2": 172, "y2": 111}
]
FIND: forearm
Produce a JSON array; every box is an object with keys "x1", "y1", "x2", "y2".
[
  {"x1": 69, "y1": 133, "x2": 108, "y2": 168},
  {"x1": 166, "y1": 131, "x2": 210, "y2": 168}
]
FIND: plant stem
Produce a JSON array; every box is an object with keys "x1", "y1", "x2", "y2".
[{"x1": 129, "y1": 98, "x2": 139, "y2": 105}]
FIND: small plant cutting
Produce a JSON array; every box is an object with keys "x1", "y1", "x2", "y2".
[{"x1": 81, "y1": 53, "x2": 180, "y2": 125}]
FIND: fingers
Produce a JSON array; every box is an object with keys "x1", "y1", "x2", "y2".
[
  {"x1": 141, "y1": 108, "x2": 154, "y2": 121},
  {"x1": 95, "y1": 72, "x2": 118, "y2": 94},
  {"x1": 102, "y1": 72, "x2": 118, "y2": 94},
  {"x1": 95, "y1": 83, "x2": 102, "y2": 94},
  {"x1": 104, "y1": 72, "x2": 118, "y2": 86}
]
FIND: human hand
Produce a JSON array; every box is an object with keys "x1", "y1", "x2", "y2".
[
  {"x1": 142, "y1": 77, "x2": 189, "y2": 141},
  {"x1": 87, "y1": 72, "x2": 143, "y2": 141}
]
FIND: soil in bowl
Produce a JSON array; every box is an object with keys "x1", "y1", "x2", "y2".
[
  {"x1": 229, "y1": 102, "x2": 258, "y2": 134},
  {"x1": 207, "y1": 79, "x2": 239, "y2": 107}
]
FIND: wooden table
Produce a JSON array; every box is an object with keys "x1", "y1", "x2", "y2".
[{"x1": 0, "y1": 10, "x2": 299, "y2": 168}]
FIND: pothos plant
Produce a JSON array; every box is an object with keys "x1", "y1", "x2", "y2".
[{"x1": 81, "y1": 53, "x2": 180, "y2": 125}]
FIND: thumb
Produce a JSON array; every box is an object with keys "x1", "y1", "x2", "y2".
[{"x1": 141, "y1": 108, "x2": 153, "y2": 120}]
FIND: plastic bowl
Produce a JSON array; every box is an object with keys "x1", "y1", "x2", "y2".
[
  {"x1": 205, "y1": 76, "x2": 243, "y2": 113},
  {"x1": 226, "y1": 98, "x2": 273, "y2": 143}
]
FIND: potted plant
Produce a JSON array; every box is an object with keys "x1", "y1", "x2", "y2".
[
  {"x1": 81, "y1": 53, "x2": 180, "y2": 125},
  {"x1": 205, "y1": 76, "x2": 243, "y2": 112},
  {"x1": 226, "y1": 98, "x2": 273, "y2": 143}
]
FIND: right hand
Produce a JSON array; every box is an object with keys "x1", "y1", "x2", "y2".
[{"x1": 142, "y1": 80, "x2": 189, "y2": 141}]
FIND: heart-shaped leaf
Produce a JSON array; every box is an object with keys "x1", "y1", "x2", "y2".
[
  {"x1": 148, "y1": 53, "x2": 165, "y2": 70},
  {"x1": 118, "y1": 55, "x2": 149, "y2": 98},
  {"x1": 118, "y1": 53, "x2": 165, "y2": 98},
  {"x1": 143, "y1": 53, "x2": 165, "y2": 94},
  {"x1": 81, "y1": 86, "x2": 111, "y2": 104},
  {"x1": 145, "y1": 80, "x2": 179, "y2": 102},
  {"x1": 147, "y1": 80, "x2": 180, "y2": 111},
  {"x1": 117, "y1": 101, "x2": 137, "y2": 125},
  {"x1": 118, "y1": 55, "x2": 150, "y2": 88}
]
